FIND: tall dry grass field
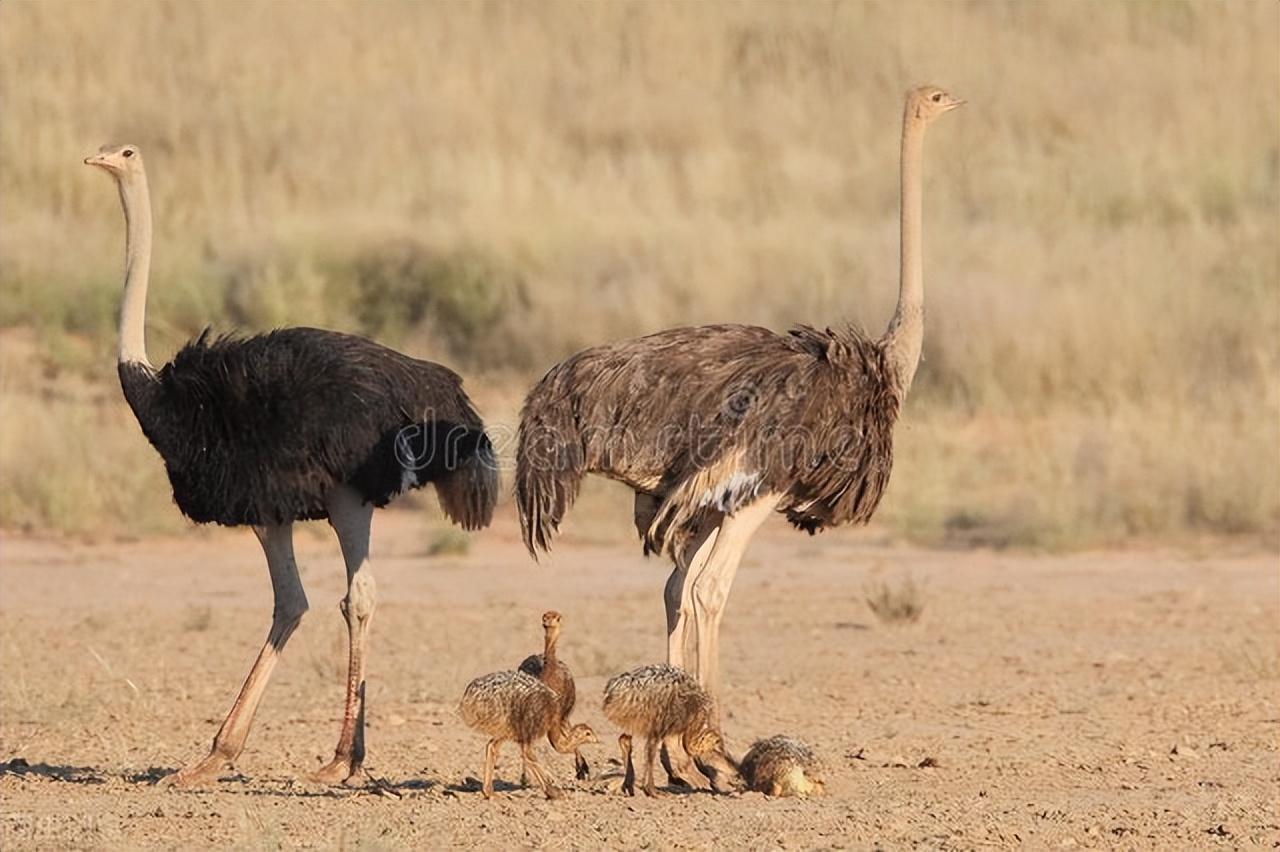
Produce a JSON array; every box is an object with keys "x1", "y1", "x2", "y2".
[{"x1": 1, "y1": 1, "x2": 1276, "y2": 545}]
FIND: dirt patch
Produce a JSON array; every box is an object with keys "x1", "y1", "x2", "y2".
[{"x1": 1, "y1": 509, "x2": 1276, "y2": 848}]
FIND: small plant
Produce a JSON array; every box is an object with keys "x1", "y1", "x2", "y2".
[
  {"x1": 426, "y1": 528, "x2": 471, "y2": 557},
  {"x1": 182, "y1": 605, "x2": 213, "y2": 632},
  {"x1": 864, "y1": 574, "x2": 925, "y2": 625}
]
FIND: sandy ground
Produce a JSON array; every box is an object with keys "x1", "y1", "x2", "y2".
[{"x1": 1, "y1": 507, "x2": 1276, "y2": 849}]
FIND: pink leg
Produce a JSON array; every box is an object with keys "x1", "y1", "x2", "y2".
[
  {"x1": 689, "y1": 496, "x2": 778, "y2": 719},
  {"x1": 313, "y1": 486, "x2": 376, "y2": 785},
  {"x1": 164, "y1": 524, "x2": 307, "y2": 787},
  {"x1": 664, "y1": 515, "x2": 722, "y2": 676}
]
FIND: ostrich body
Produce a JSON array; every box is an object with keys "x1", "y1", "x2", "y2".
[
  {"x1": 740, "y1": 735, "x2": 826, "y2": 798},
  {"x1": 601, "y1": 664, "x2": 742, "y2": 796},
  {"x1": 517, "y1": 86, "x2": 962, "y2": 705},
  {"x1": 85, "y1": 145, "x2": 498, "y2": 787},
  {"x1": 517, "y1": 611, "x2": 590, "y2": 779},
  {"x1": 459, "y1": 670, "x2": 597, "y2": 799}
]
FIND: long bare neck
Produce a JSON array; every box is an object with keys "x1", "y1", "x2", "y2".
[
  {"x1": 542, "y1": 626, "x2": 560, "y2": 673},
  {"x1": 882, "y1": 109, "x2": 928, "y2": 396},
  {"x1": 116, "y1": 173, "x2": 153, "y2": 368}
]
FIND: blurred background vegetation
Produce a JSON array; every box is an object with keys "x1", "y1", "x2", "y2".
[{"x1": 1, "y1": 0, "x2": 1276, "y2": 547}]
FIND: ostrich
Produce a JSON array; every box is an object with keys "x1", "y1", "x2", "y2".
[
  {"x1": 518, "y1": 610, "x2": 591, "y2": 780},
  {"x1": 83, "y1": 144, "x2": 498, "y2": 787},
  {"x1": 458, "y1": 670, "x2": 598, "y2": 799},
  {"x1": 601, "y1": 663, "x2": 743, "y2": 797},
  {"x1": 739, "y1": 735, "x2": 827, "y2": 798},
  {"x1": 516, "y1": 86, "x2": 962, "y2": 708}
]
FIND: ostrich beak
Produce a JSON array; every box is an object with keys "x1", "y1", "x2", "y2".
[{"x1": 84, "y1": 153, "x2": 109, "y2": 168}]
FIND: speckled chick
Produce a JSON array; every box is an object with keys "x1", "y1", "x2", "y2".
[
  {"x1": 602, "y1": 663, "x2": 743, "y2": 796},
  {"x1": 740, "y1": 735, "x2": 826, "y2": 798},
  {"x1": 518, "y1": 610, "x2": 589, "y2": 779},
  {"x1": 459, "y1": 670, "x2": 596, "y2": 799}
]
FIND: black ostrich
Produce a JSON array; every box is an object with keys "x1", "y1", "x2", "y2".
[{"x1": 84, "y1": 144, "x2": 498, "y2": 787}]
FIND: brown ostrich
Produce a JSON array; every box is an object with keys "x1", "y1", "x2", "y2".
[
  {"x1": 518, "y1": 611, "x2": 590, "y2": 779},
  {"x1": 459, "y1": 670, "x2": 597, "y2": 799},
  {"x1": 601, "y1": 664, "x2": 743, "y2": 797},
  {"x1": 516, "y1": 86, "x2": 963, "y2": 708},
  {"x1": 740, "y1": 735, "x2": 827, "y2": 798}
]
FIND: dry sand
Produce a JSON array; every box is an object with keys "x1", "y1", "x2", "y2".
[{"x1": 1, "y1": 509, "x2": 1276, "y2": 849}]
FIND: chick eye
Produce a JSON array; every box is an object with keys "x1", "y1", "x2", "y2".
[
  {"x1": 931, "y1": 92, "x2": 943, "y2": 103},
  {"x1": 122, "y1": 149, "x2": 134, "y2": 158}
]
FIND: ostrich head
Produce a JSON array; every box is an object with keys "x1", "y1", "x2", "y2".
[
  {"x1": 907, "y1": 85, "x2": 965, "y2": 123},
  {"x1": 541, "y1": 610, "x2": 562, "y2": 636},
  {"x1": 84, "y1": 144, "x2": 144, "y2": 180},
  {"x1": 567, "y1": 722, "x2": 598, "y2": 747}
]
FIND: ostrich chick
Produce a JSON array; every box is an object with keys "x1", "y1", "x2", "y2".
[
  {"x1": 602, "y1": 664, "x2": 743, "y2": 797},
  {"x1": 740, "y1": 735, "x2": 827, "y2": 798},
  {"x1": 459, "y1": 670, "x2": 597, "y2": 799},
  {"x1": 519, "y1": 611, "x2": 590, "y2": 780}
]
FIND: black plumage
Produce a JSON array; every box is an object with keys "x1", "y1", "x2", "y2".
[{"x1": 119, "y1": 327, "x2": 497, "y2": 529}]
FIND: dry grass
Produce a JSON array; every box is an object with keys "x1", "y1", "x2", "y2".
[
  {"x1": 864, "y1": 575, "x2": 925, "y2": 626},
  {"x1": 0, "y1": 1, "x2": 1277, "y2": 546}
]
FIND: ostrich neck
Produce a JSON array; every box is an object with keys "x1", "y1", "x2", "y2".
[
  {"x1": 117, "y1": 174, "x2": 153, "y2": 368},
  {"x1": 883, "y1": 113, "x2": 927, "y2": 397},
  {"x1": 547, "y1": 719, "x2": 577, "y2": 751},
  {"x1": 542, "y1": 627, "x2": 560, "y2": 673}
]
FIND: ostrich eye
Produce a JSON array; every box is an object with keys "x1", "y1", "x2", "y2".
[
  {"x1": 122, "y1": 149, "x2": 134, "y2": 158},
  {"x1": 931, "y1": 92, "x2": 943, "y2": 103}
]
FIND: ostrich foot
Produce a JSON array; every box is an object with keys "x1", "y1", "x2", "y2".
[
  {"x1": 160, "y1": 754, "x2": 228, "y2": 788},
  {"x1": 575, "y1": 753, "x2": 590, "y2": 781},
  {"x1": 311, "y1": 758, "x2": 362, "y2": 786}
]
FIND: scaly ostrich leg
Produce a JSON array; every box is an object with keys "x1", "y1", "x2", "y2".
[
  {"x1": 314, "y1": 485, "x2": 376, "y2": 785},
  {"x1": 164, "y1": 524, "x2": 307, "y2": 786}
]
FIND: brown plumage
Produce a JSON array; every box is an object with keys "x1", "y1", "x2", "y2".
[
  {"x1": 601, "y1": 664, "x2": 743, "y2": 796},
  {"x1": 518, "y1": 611, "x2": 589, "y2": 779},
  {"x1": 515, "y1": 86, "x2": 963, "y2": 706},
  {"x1": 517, "y1": 323, "x2": 898, "y2": 558},
  {"x1": 459, "y1": 670, "x2": 597, "y2": 799},
  {"x1": 740, "y1": 735, "x2": 827, "y2": 798}
]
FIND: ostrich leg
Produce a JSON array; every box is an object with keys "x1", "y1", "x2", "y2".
[
  {"x1": 520, "y1": 742, "x2": 563, "y2": 800},
  {"x1": 164, "y1": 523, "x2": 307, "y2": 787},
  {"x1": 314, "y1": 485, "x2": 377, "y2": 785},
  {"x1": 481, "y1": 738, "x2": 500, "y2": 799},
  {"x1": 636, "y1": 491, "x2": 723, "y2": 675},
  {"x1": 689, "y1": 495, "x2": 779, "y2": 720},
  {"x1": 640, "y1": 491, "x2": 722, "y2": 784},
  {"x1": 662, "y1": 734, "x2": 710, "y2": 788},
  {"x1": 618, "y1": 733, "x2": 636, "y2": 796}
]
